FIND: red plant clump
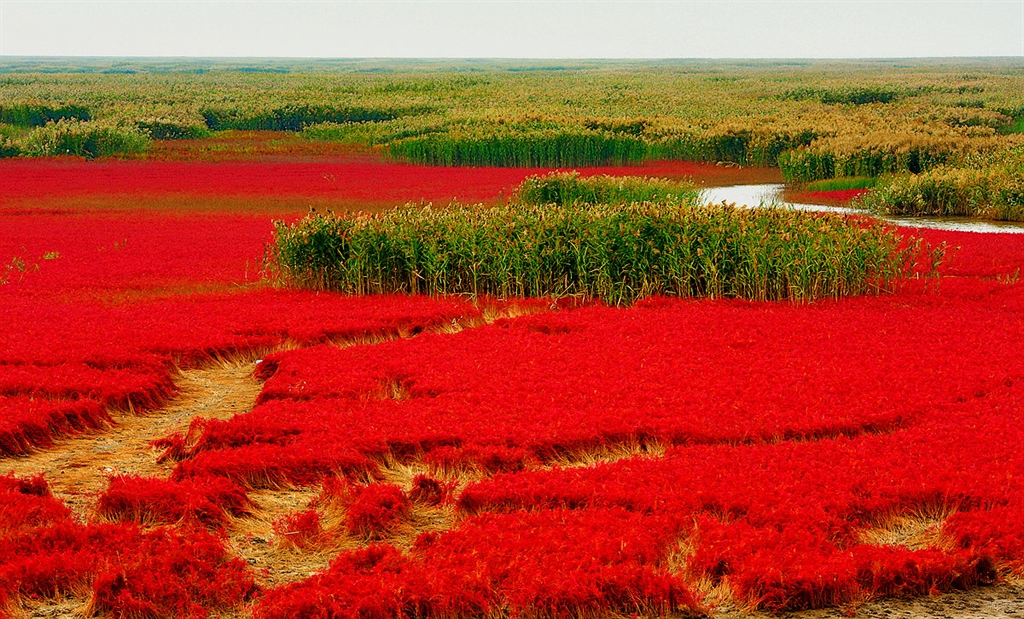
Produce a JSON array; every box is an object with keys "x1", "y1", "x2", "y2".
[
  {"x1": 96, "y1": 475, "x2": 254, "y2": 529},
  {"x1": 0, "y1": 474, "x2": 255, "y2": 619},
  {"x1": 344, "y1": 484, "x2": 412, "y2": 538},
  {"x1": 254, "y1": 509, "x2": 699, "y2": 618},
  {"x1": 408, "y1": 474, "x2": 455, "y2": 506},
  {"x1": 272, "y1": 509, "x2": 327, "y2": 550}
]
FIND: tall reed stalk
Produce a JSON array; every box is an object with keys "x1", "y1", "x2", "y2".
[{"x1": 272, "y1": 176, "x2": 928, "y2": 304}]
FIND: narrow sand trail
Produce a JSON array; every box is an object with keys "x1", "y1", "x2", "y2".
[{"x1": 3, "y1": 361, "x2": 263, "y2": 519}]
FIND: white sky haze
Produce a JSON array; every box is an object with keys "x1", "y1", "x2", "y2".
[{"x1": 1, "y1": 1, "x2": 1022, "y2": 58}]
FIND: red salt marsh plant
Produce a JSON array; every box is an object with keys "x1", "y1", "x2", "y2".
[
  {"x1": 0, "y1": 475, "x2": 256, "y2": 619},
  {"x1": 2, "y1": 148, "x2": 1023, "y2": 618},
  {"x1": 175, "y1": 229, "x2": 1024, "y2": 614}
]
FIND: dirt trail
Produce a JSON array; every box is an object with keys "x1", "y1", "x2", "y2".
[{"x1": 2, "y1": 360, "x2": 262, "y2": 519}]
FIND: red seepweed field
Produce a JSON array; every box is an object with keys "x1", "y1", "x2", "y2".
[{"x1": 1, "y1": 144, "x2": 1023, "y2": 618}]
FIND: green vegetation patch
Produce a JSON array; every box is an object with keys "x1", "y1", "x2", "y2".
[
  {"x1": 999, "y1": 117, "x2": 1024, "y2": 135},
  {"x1": 387, "y1": 128, "x2": 648, "y2": 167},
  {"x1": 0, "y1": 102, "x2": 92, "y2": 127},
  {"x1": 200, "y1": 104, "x2": 434, "y2": 132},
  {"x1": 779, "y1": 141, "x2": 966, "y2": 182},
  {"x1": 272, "y1": 175, "x2": 926, "y2": 305},
  {"x1": 780, "y1": 86, "x2": 909, "y2": 105},
  {"x1": 516, "y1": 172, "x2": 703, "y2": 206},
  {"x1": 860, "y1": 168, "x2": 1024, "y2": 222},
  {"x1": 136, "y1": 118, "x2": 212, "y2": 140},
  {"x1": 805, "y1": 177, "x2": 878, "y2": 192},
  {"x1": 21, "y1": 119, "x2": 150, "y2": 159},
  {"x1": 859, "y1": 147, "x2": 1024, "y2": 221}
]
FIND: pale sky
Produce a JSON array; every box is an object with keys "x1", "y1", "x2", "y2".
[{"x1": 1, "y1": 1, "x2": 1022, "y2": 58}]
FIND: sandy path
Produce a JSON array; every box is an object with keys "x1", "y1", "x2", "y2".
[{"x1": 2, "y1": 360, "x2": 262, "y2": 518}]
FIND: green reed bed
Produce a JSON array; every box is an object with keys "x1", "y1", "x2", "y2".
[
  {"x1": 860, "y1": 167, "x2": 1024, "y2": 221},
  {"x1": 778, "y1": 143, "x2": 960, "y2": 182},
  {"x1": 387, "y1": 128, "x2": 648, "y2": 167},
  {"x1": 20, "y1": 119, "x2": 150, "y2": 158},
  {"x1": 273, "y1": 178, "x2": 926, "y2": 304},
  {"x1": 857, "y1": 146, "x2": 1024, "y2": 221},
  {"x1": 804, "y1": 177, "x2": 878, "y2": 192},
  {"x1": 0, "y1": 102, "x2": 92, "y2": 127},
  {"x1": 516, "y1": 172, "x2": 704, "y2": 206},
  {"x1": 200, "y1": 104, "x2": 432, "y2": 132}
]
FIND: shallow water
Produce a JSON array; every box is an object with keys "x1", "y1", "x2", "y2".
[{"x1": 704, "y1": 184, "x2": 1024, "y2": 235}]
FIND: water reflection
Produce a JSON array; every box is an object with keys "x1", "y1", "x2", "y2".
[{"x1": 703, "y1": 184, "x2": 1024, "y2": 234}]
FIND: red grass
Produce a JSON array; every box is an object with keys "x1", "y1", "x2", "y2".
[
  {"x1": 272, "y1": 509, "x2": 327, "y2": 550},
  {"x1": 344, "y1": 484, "x2": 412, "y2": 538},
  {"x1": 0, "y1": 475, "x2": 255, "y2": 618},
  {"x1": 96, "y1": 475, "x2": 254, "y2": 529},
  {"x1": 3, "y1": 151, "x2": 1024, "y2": 616},
  {"x1": 2, "y1": 157, "x2": 774, "y2": 206},
  {"x1": 173, "y1": 260, "x2": 1024, "y2": 612},
  {"x1": 255, "y1": 510, "x2": 698, "y2": 619},
  {"x1": 0, "y1": 397, "x2": 109, "y2": 457},
  {"x1": 912, "y1": 228, "x2": 1024, "y2": 278}
]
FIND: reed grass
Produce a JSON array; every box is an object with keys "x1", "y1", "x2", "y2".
[
  {"x1": 301, "y1": 117, "x2": 446, "y2": 145},
  {"x1": 805, "y1": 177, "x2": 878, "y2": 192},
  {"x1": 0, "y1": 134, "x2": 19, "y2": 158},
  {"x1": 516, "y1": 172, "x2": 703, "y2": 206},
  {"x1": 136, "y1": 118, "x2": 211, "y2": 140},
  {"x1": 387, "y1": 129, "x2": 648, "y2": 167},
  {"x1": 272, "y1": 176, "x2": 927, "y2": 305},
  {"x1": 0, "y1": 102, "x2": 91, "y2": 127},
  {"x1": 200, "y1": 104, "x2": 432, "y2": 132},
  {"x1": 21, "y1": 119, "x2": 150, "y2": 159},
  {"x1": 4, "y1": 60, "x2": 1021, "y2": 197},
  {"x1": 650, "y1": 129, "x2": 815, "y2": 167},
  {"x1": 859, "y1": 166, "x2": 1024, "y2": 221},
  {"x1": 779, "y1": 141, "x2": 966, "y2": 182},
  {"x1": 780, "y1": 86, "x2": 909, "y2": 105}
]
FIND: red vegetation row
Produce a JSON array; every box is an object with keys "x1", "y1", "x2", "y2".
[
  {"x1": 0, "y1": 397, "x2": 108, "y2": 456},
  {"x1": 0, "y1": 474, "x2": 255, "y2": 619},
  {"x1": 175, "y1": 275, "x2": 1020, "y2": 480},
  {"x1": 0, "y1": 290, "x2": 475, "y2": 458},
  {"x1": 255, "y1": 509, "x2": 698, "y2": 619},
  {"x1": 96, "y1": 475, "x2": 254, "y2": 529},
  {"x1": 1, "y1": 157, "x2": 772, "y2": 204}
]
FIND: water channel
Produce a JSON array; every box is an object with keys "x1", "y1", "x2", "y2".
[{"x1": 703, "y1": 184, "x2": 1024, "y2": 234}]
